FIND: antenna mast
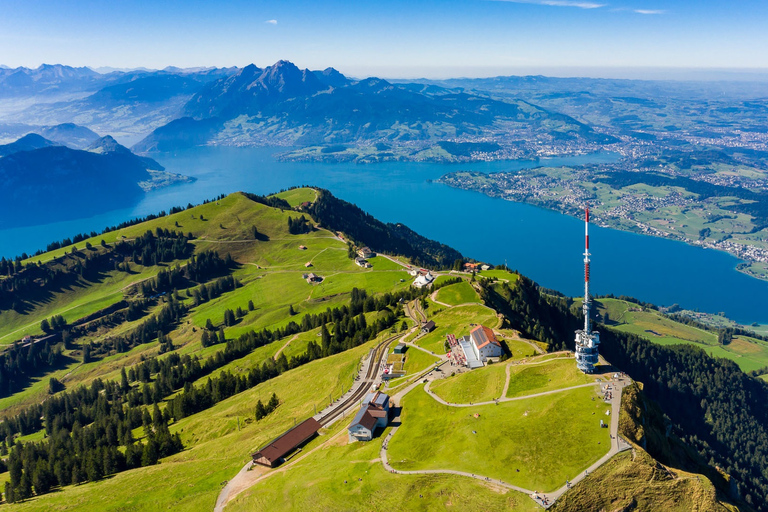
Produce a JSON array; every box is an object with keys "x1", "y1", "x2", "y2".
[
  {"x1": 575, "y1": 207, "x2": 600, "y2": 373},
  {"x1": 583, "y1": 208, "x2": 591, "y2": 333}
]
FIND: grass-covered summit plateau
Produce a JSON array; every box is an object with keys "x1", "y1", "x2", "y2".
[{"x1": 0, "y1": 187, "x2": 761, "y2": 511}]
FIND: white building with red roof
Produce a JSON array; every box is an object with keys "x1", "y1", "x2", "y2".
[{"x1": 469, "y1": 325, "x2": 503, "y2": 362}]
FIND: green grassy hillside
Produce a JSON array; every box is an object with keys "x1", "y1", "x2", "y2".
[
  {"x1": 433, "y1": 280, "x2": 481, "y2": 306},
  {"x1": 388, "y1": 385, "x2": 610, "y2": 492},
  {"x1": 0, "y1": 188, "x2": 749, "y2": 512},
  {"x1": 593, "y1": 298, "x2": 768, "y2": 373}
]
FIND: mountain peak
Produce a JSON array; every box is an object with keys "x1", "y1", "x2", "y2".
[
  {"x1": 0, "y1": 133, "x2": 58, "y2": 157},
  {"x1": 87, "y1": 135, "x2": 131, "y2": 155},
  {"x1": 313, "y1": 67, "x2": 350, "y2": 88}
]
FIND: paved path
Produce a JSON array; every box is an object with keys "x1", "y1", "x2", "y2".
[
  {"x1": 424, "y1": 379, "x2": 599, "y2": 407},
  {"x1": 542, "y1": 377, "x2": 632, "y2": 504},
  {"x1": 384, "y1": 369, "x2": 632, "y2": 509}
]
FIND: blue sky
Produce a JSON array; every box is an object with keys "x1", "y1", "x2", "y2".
[{"x1": 1, "y1": 0, "x2": 767, "y2": 78}]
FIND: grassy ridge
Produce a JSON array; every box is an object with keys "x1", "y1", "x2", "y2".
[
  {"x1": 430, "y1": 362, "x2": 507, "y2": 403},
  {"x1": 388, "y1": 386, "x2": 611, "y2": 492},
  {"x1": 506, "y1": 357, "x2": 597, "y2": 398},
  {"x1": 434, "y1": 280, "x2": 481, "y2": 306}
]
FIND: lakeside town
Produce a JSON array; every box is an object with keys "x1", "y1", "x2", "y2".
[{"x1": 440, "y1": 157, "x2": 768, "y2": 282}]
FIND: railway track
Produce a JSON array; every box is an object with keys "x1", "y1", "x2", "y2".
[{"x1": 318, "y1": 333, "x2": 398, "y2": 426}]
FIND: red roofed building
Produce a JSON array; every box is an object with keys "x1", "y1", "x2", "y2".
[
  {"x1": 469, "y1": 325, "x2": 503, "y2": 362},
  {"x1": 252, "y1": 418, "x2": 321, "y2": 467}
]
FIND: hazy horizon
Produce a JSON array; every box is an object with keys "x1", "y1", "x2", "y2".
[
  {"x1": 5, "y1": 61, "x2": 768, "y2": 83},
  {"x1": 3, "y1": 0, "x2": 768, "y2": 81}
]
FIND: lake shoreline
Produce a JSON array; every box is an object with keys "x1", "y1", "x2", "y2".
[
  {"x1": 3, "y1": 146, "x2": 768, "y2": 323},
  {"x1": 438, "y1": 177, "x2": 768, "y2": 285}
]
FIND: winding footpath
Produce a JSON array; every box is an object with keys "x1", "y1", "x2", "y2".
[{"x1": 382, "y1": 369, "x2": 632, "y2": 509}]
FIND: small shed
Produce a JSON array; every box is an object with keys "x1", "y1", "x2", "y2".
[
  {"x1": 393, "y1": 342, "x2": 407, "y2": 354},
  {"x1": 305, "y1": 273, "x2": 323, "y2": 284},
  {"x1": 305, "y1": 262, "x2": 313, "y2": 268},
  {"x1": 299, "y1": 245, "x2": 307, "y2": 250},
  {"x1": 421, "y1": 320, "x2": 436, "y2": 334}
]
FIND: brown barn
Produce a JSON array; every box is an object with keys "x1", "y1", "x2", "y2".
[{"x1": 251, "y1": 418, "x2": 321, "y2": 468}]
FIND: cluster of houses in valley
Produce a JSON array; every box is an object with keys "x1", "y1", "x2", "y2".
[{"x1": 447, "y1": 325, "x2": 503, "y2": 369}]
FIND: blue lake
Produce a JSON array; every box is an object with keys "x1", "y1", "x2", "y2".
[{"x1": 1, "y1": 146, "x2": 766, "y2": 323}]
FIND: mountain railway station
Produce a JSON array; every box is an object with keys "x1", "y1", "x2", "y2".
[{"x1": 251, "y1": 418, "x2": 322, "y2": 468}]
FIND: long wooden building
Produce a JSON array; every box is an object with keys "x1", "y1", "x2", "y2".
[{"x1": 251, "y1": 417, "x2": 321, "y2": 468}]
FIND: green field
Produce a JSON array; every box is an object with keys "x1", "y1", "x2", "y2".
[
  {"x1": 415, "y1": 304, "x2": 499, "y2": 354},
  {"x1": 227, "y1": 424, "x2": 539, "y2": 512},
  {"x1": 477, "y1": 269, "x2": 520, "y2": 283},
  {"x1": 595, "y1": 298, "x2": 768, "y2": 373},
  {"x1": 430, "y1": 362, "x2": 508, "y2": 403},
  {"x1": 6, "y1": 336, "x2": 373, "y2": 512},
  {"x1": 388, "y1": 385, "x2": 611, "y2": 492},
  {"x1": 273, "y1": 188, "x2": 318, "y2": 207},
  {"x1": 506, "y1": 357, "x2": 597, "y2": 398},
  {"x1": 434, "y1": 280, "x2": 481, "y2": 306}
]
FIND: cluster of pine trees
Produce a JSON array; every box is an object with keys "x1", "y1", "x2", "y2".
[
  {"x1": 0, "y1": 336, "x2": 66, "y2": 398},
  {"x1": 85, "y1": 296, "x2": 187, "y2": 360},
  {"x1": 0, "y1": 378, "x2": 182, "y2": 501},
  {"x1": 114, "y1": 228, "x2": 192, "y2": 267},
  {"x1": 255, "y1": 394, "x2": 280, "y2": 420},
  {"x1": 189, "y1": 275, "x2": 238, "y2": 307},
  {"x1": 287, "y1": 215, "x2": 312, "y2": 234},
  {"x1": 241, "y1": 192, "x2": 291, "y2": 210},
  {"x1": 304, "y1": 189, "x2": 463, "y2": 269},
  {"x1": 40, "y1": 314, "x2": 67, "y2": 333},
  {"x1": 0, "y1": 257, "x2": 24, "y2": 277}
]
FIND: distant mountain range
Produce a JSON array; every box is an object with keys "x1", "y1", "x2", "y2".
[
  {"x1": 135, "y1": 60, "x2": 615, "y2": 154},
  {"x1": 0, "y1": 64, "x2": 238, "y2": 145},
  {"x1": 0, "y1": 133, "x2": 192, "y2": 228},
  {"x1": 0, "y1": 61, "x2": 618, "y2": 157}
]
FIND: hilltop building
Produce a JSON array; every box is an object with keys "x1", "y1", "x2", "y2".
[
  {"x1": 357, "y1": 247, "x2": 374, "y2": 259},
  {"x1": 412, "y1": 271, "x2": 435, "y2": 288},
  {"x1": 451, "y1": 325, "x2": 503, "y2": 369},
  {"x1": 303, "y1": 273, "x2": 323, "y2": 284},
  {"x1": 355, "y1": 257, "x2": 372, "y2": 268},
  {"x1": 348, "y1": 391, "x2": 390, "y2": 442},
  {"x1": 575, "y1": 208, "x2": 600, "y2": 373},
  {"x1": 469, "y1": 325, "x2": 503, "y2": 360}
]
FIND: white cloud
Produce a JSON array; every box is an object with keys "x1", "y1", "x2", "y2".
[
  {"x1": 492, "y1": 0, "x2": 606, "y2": 9},
  {"x1": 634, "y1": 9, "x2": 664, "y2": 14},
  {"x1": 265, "y1": 19, "x2": 278, "y2": 25}
]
